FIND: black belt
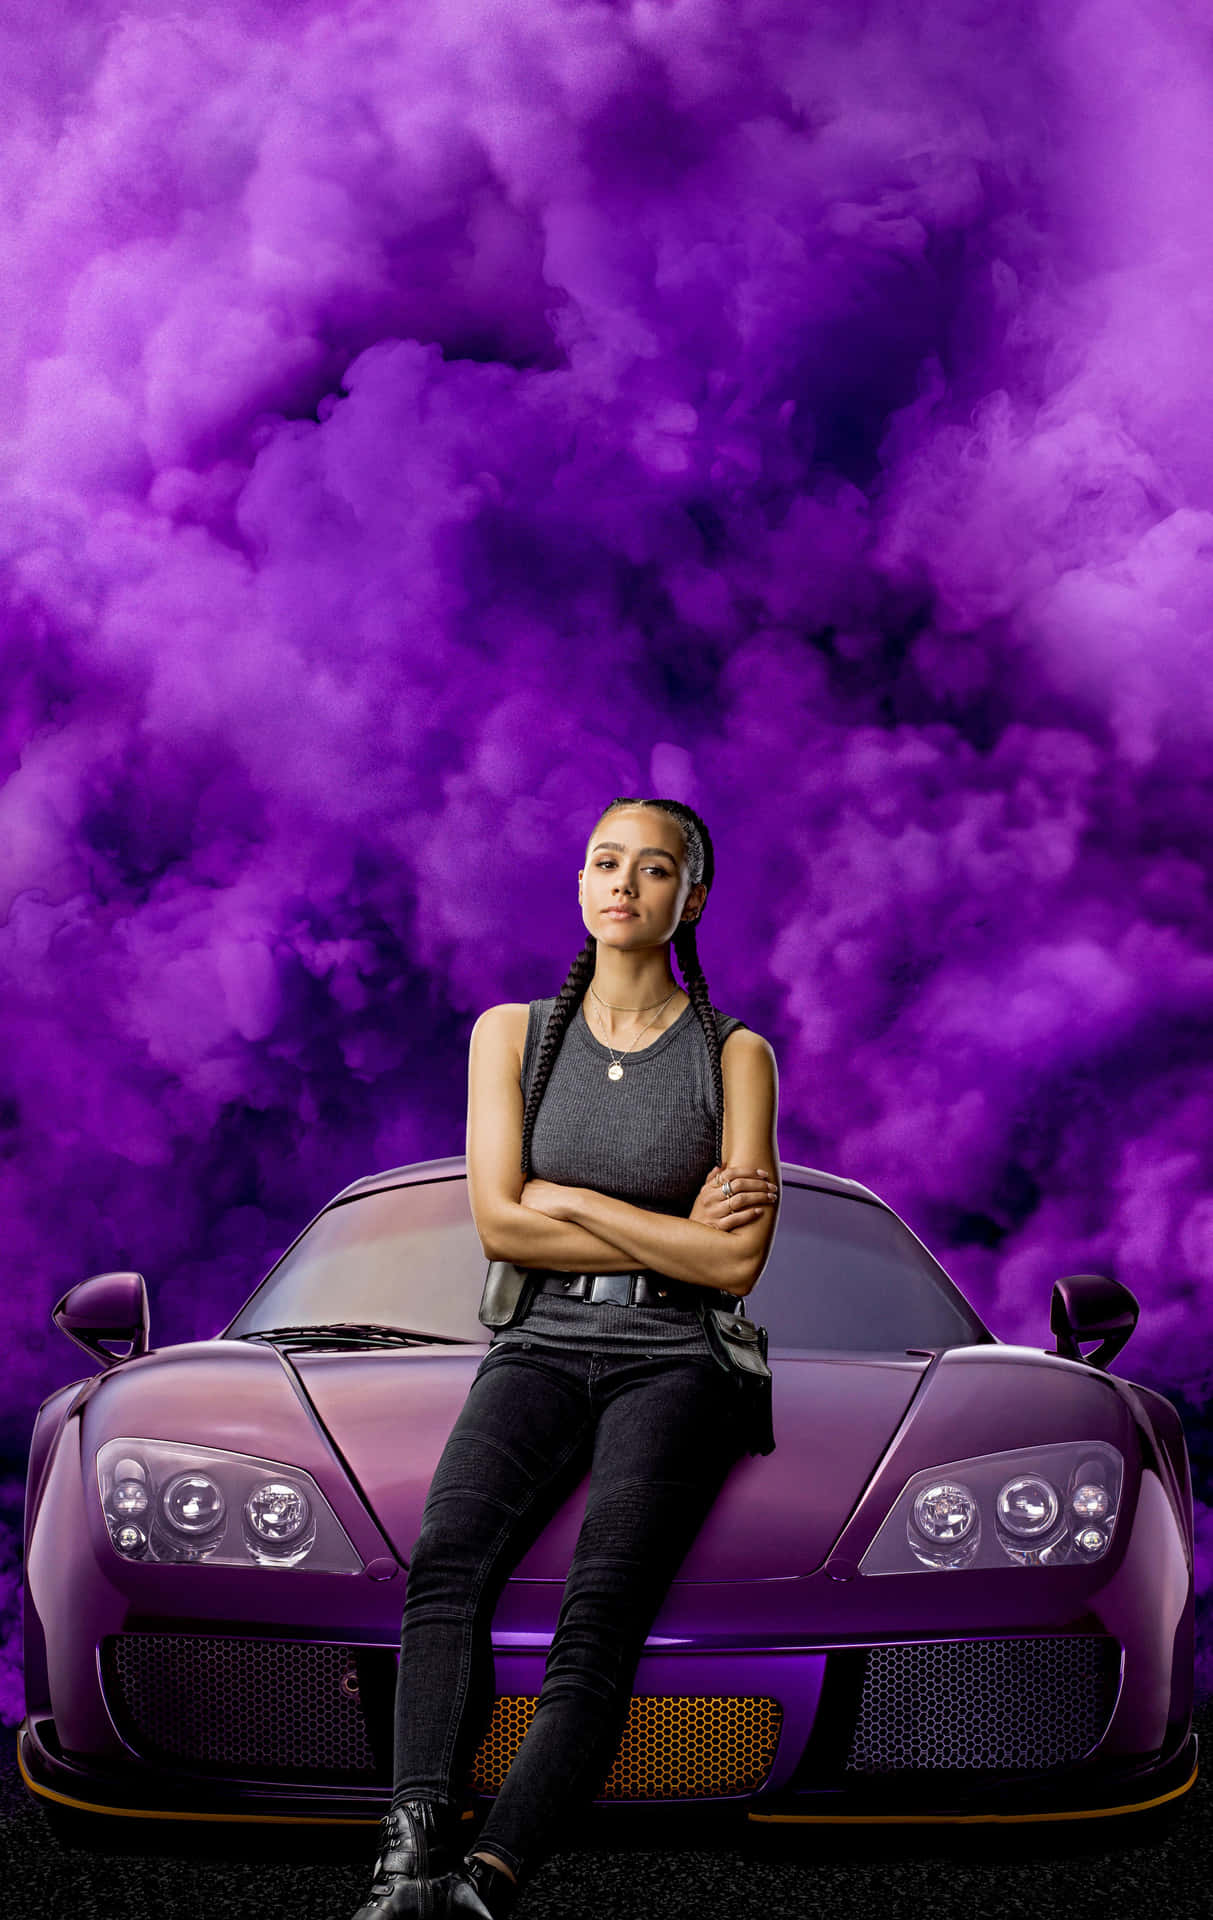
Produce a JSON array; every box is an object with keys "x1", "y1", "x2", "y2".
[{"x1": 528, "y1": 1268, "x2": 736, "y2": 1312}]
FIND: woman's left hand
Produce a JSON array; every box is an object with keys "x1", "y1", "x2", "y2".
[
  {"x1": 519, "y1": 1178, "x2": 574, "y2": 1219},
  {"x1": 690, "y1": 1164, "x2": 779, "y2": 1232}
]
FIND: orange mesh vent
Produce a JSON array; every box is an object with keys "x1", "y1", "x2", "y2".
[{"x1": 470, "y1": 1694, "x2": 782, "y2": 1799}]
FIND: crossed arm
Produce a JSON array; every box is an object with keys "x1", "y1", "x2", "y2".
[{"x1": 465, "y1": 1004, "x2": 781, "y2": 1298}]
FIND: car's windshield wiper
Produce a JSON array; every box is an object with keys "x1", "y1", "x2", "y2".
[{"x1": 234, "y1": 1323, "x2": 478, "y2": 1350}]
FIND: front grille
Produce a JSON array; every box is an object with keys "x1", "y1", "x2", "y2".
[
  {"x1": 844, "y1": 1637, "x2": 1121, "y2": 1773},
  {"x1": 473, "y1": 1694, "x2": 782, "y2": 1799},
  {"x1": 102, "y1": 1634, "x2": 782, "y2": 1798},
  {"x1": 103, "y1": 1634, "x2": 381, "y2": 1779}
]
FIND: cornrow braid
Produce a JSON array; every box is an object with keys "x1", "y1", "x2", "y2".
[{"x1": 519, "y1": 794, "x2": 725, "y2": 1180}]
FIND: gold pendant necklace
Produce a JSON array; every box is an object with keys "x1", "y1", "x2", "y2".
[{"x1": 591, "y1": 987, "x2": 679, "y2": 1081}]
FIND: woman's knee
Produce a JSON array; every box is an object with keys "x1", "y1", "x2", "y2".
[{"x1": 401, "y1": 1512, "x2": 489, "y2": 1606}]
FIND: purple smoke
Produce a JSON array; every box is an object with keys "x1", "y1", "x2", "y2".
[{"x1": 2, "y1": 0, "x2": 1211, "y2": 1726}]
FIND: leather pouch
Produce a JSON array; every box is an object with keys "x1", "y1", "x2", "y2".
[
  {"x1": 703, "y1": 1307, "x2": 772, "y2": 1378},
  {"x1": 696, "y1": 1301, "x2": 776, "y2": 1456},
  {"x1": 478, "y1": 1260, "x2": 538, "y2": 1330}
]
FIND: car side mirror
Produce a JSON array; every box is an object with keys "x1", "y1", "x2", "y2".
[
  {"x1": 53, "y1": 1271, "x2": 149, "y2": 1371},
  {"x1": 1049, "y1": 1273, "x2": 1138, "y2": 1371}
]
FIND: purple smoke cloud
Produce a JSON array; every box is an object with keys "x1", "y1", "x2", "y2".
[{"x1": 2, "y1": 0, "x2": 1212, "y2": 1726}]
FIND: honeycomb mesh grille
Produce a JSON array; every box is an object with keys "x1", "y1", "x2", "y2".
[
  {"x1": 844, "y1": 1637, "x2": 1120, "y2": 1773},
  {"x1": 471, "y1": 1694, "x2": 782, "y2": 1799},
  {"x1": 103, "y1": 1634, "x2": 379, "y2": 1778},
  {"x1": 102, "y1": 1635, "x2": 782, "y2": 1798}
]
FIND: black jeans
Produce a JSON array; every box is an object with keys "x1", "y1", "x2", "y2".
[{"x1": 390, "y1": 1338, "x2": 746, "y2": 1882}]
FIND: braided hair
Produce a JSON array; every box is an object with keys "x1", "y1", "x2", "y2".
[{"x1": 519, "y1": 796, "x2": 726, "y2": 1180}]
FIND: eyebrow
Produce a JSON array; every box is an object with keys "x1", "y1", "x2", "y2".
[{"x1": 591, "y1": 841, "x2": 679, "y2": 863}]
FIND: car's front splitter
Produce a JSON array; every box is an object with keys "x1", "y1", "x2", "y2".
[
  {"x1": 16, "y1": 1715, "x2": 418, "y2": 1827},
  {"x1": 18, "y1": 1712, "x2": 1198, "y2": 1832},
  {"x1": 746, "y1": 1727, "x2": 1198, "y2": 1826}
]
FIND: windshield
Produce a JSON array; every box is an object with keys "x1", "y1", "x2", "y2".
[{"x1": 221, "y1": 1176, "x2": 991, "y2": 1353}]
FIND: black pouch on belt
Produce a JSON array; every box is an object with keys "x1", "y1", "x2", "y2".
[
  {"x1": 478, "y1": 1260, "x2": 539, "y2": 1329},
  {"x1": 694, "y1": 1299, "x2": 776, "y2": 1457}
]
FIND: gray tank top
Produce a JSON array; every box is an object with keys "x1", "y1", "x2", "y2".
[{"x1": 490, "y1": 995, "x2": 747, "y2": 1358}]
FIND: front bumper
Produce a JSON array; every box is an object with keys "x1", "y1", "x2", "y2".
[
  {"x1": 745, "y1": 1727, "x2": 1199, "y2": 1825},
  {"x1": 18, "y1": 1712, "x2": 405, "y2": 1826},
  {"x1": 17, "y1": 1622, "x2": 1199, "y2": 1831},
  {"x1": 16, "y1": 1709, "x2": 1198, "y2": 1830}
]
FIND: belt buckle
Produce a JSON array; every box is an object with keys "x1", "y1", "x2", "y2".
[{"x1": 590, "y1": 1273, "x2": 635, "y2": 1307}]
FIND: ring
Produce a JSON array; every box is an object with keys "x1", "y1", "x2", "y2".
[{"x1": 721, "y1": 1180, "x2": 733, "y2": 1201}]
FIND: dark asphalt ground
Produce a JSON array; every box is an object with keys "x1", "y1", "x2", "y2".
[{"x1": 3, "y1": 1706, "x2": 1209, "y2": 1920}]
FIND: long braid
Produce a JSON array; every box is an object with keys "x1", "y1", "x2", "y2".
[
  {"x1": 520, "y1": 794, "x2": 725, "y2": 1181},
  {"x1": 672, "y1": 916, "x2": 725, "y2": 1172},
  {"x1": 520, "y1": 931, "x2": 597, "y2": 1181},
  {"x1": 649, "y1": 799, "x2": 724, "y2": 1171}
]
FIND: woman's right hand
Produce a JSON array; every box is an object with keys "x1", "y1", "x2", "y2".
[{"x1": 690, "y1": 1165, "x2": 780, "y2": 1233}]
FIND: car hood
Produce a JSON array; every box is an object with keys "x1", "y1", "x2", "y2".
[{"x1": 290, "y1": 1349, "x2": 930, "y2": 1581}]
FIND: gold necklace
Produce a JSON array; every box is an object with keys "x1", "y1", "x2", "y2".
[
  {"x1": 589, "y1": 986, "x2": 680, "y2": 1081},
  {"x1": 588, "y1": 981, "x2": 673, "y2": 1012}
]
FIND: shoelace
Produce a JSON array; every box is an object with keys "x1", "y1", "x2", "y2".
[{"x1": 368, "y1": 1811, "x2": 417, "y2": 1895}]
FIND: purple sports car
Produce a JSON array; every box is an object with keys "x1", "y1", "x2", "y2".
[{"x1": 18, "y1": 1156, "x2": 1198, "y2": 1844}]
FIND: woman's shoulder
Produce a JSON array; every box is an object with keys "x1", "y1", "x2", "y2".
[
  {"x1": 718, "y1": 1020, "x2": 776, "y2": 1076},
  {"x1": 472, "y1": 1000, "x2": 557, "y2": 1051},
  {"x1": 710, "y1": 1007, "x2": 774, "y2": 1058},
  {"x1": 469, "y1": 1004, "x2": 537, "y2": 1090},
  {"x1": 712, "y1": 1005, "x2": 755, "y2": 1044},
  {"x1": 470, "y1": 1002, "x2": 531, "y2": 1056},
  {"x1": 472, "y1": 1001, "x2": 530, "y2": 1027}
]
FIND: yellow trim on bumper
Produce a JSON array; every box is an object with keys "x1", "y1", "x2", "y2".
[
  {"x1": 18, "y1": 1718, "x2": 1196, "y2": 1831},
  {"x1": 15, "y1": 1724, "x2": 472, "y2": 1828},
  {"x1": 747, "y1": 1761, "x2": 1198, "y2": 1824}
]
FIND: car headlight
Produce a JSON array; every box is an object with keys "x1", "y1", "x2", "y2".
[
  {"x1": 996, "y1": 1475, "x2": 1060, "y2": 1537},
  {"x1": 909, "y1": 1482, "x2": 981, "y2": 1568},
  {"x1": 96, "y1": 1439, "x2": 361, "y2": 1572},
  {"x1": 859, "y1": 1440, "x2": 1124, "y2": 1574},
  {"x1": 162, "y1": 1471, "x2": 226, "y2": 1536},
  {"x1": 245, "y1": 1480, "x2": 313, "y2": 1545}
]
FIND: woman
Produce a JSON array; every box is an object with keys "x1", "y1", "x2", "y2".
[{"x1": 351, "y1": 795, "x2": 780, "y2": 1919}]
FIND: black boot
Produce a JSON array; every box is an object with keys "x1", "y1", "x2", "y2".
[
  {"x1": 438, "y1": 1851, "x2": 521, "y2": 1919},
  {"x1": 349, "y1": 1797, "x2": 463, "y2": 1919}
]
